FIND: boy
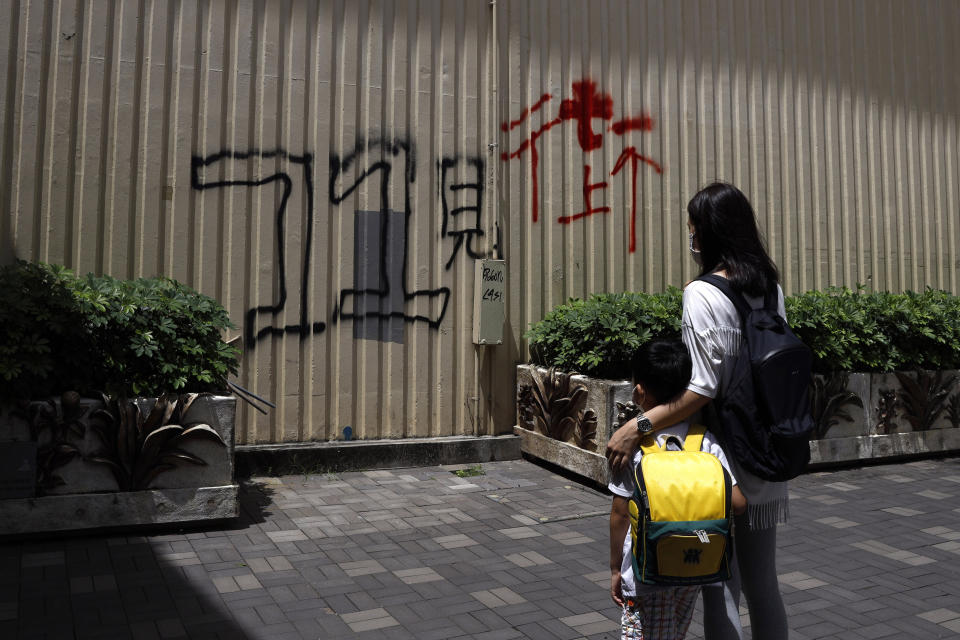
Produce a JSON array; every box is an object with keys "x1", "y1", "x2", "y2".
[{"x1": 609, "y1": 338, "x2": 746, "y2": 640}]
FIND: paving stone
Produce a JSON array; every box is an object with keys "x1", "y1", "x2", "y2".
[
  {"x1": 917, "y1": 607, "x2": 960, "y2": 623},
  {"x1": 549, "y1": 530, "x2": 595, "y2": 545},
  {"x1": 433, "y1": 534, "x2": 479, "y2": 549},
  {"x1": 883, "y1": 506, "x2": 924, "y2": 516},
  {"x1": 942, "y1": 618, "x2": 960, "y2": 633},
  {"x1": 341, "y1": 606, "x2": 399, "y2": 632},
  {"x1": 814, "y1": 516, "x2": 860, "y2": 529},
  {"x1": 916, "y1": 489, "x2": 952, "y2": 500},
  {"x1": 338, "y1": 559, "x2": 388, "y2": 577},
  {"x1": 497, "y1": 526, "x2": 542, "y2": 539},
  {"x1": 393, "y1": 567, "x2": 445, "y2": 584}
]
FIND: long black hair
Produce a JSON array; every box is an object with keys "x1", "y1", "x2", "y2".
[{"x1": 687, "y1": 182, "x2": 780, "y2": 297}]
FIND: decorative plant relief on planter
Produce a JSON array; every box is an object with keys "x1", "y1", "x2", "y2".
[
  {"x1": 25, "y1": 391, "x2": 88, "y2": 494},
  {"x1": 946, "y1": 393, "x2": 960, "y2": 429},
  {"x1": 875, "y1": 389, "x2": 901, "y2": 435},
  {"x1": 809, "y1": 374, "x2": 864, "y2": 439},
  {"x1": 614, "y1": 401, "x2": 643, "y2": 432},
  {"x1": 517, "y1": 368, "x2": 599, "y2": 451},
  {"x1": 0, "y1": 394, "x2": 237, "y2": 535},
  {"x1": 895, "y1": 370, "x2": 957, "y2": 431},
  {"x1": 87, "y1": 393, "x2": 226, "y2": 491}
]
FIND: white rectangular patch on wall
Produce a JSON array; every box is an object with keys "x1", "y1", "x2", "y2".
[{"x1": 473, "y1": 259, "x2": 506, "y2": 345}]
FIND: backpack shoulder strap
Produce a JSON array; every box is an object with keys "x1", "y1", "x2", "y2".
[
  {"x1": 696, "y1": 274, "x2": 751, "y2": 322},
  {"x1": 639, "y1": 433, "x2": 661, "y2": 456},
  {"x1": 683, "y1": 423, "x2": 707, "y2": 452},
  {"x1": 763, "y1": 285, "x2": 779, "y2": 313}
]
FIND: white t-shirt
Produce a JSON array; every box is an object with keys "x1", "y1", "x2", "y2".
[
  {"x1": 682, "y1": 279, "x2": 786, "y2": 400},
  {"x1": 681, "y1": 278, "x2": 790, "y2": 529},
  {"x1": 608, "y1": 421, "x2": 737, "y2": 597}
]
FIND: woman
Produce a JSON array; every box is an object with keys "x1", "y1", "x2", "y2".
[{"x1": 605, "y1": 182, "x2": 789, "y2": 640}]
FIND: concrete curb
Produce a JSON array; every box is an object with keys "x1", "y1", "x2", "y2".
[
  {"x1": 0, "y1": 485, "x2": 239, "y2": 536},
  {"x1": 235, "y1": 434, "x2": 522, "y2": 477}
]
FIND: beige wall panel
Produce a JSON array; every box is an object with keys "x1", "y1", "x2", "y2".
[
  {"x1": 9, "y1": 1, "x2": 44, "y2": 261},
  {"x1": 0, "y1": 1, "x2": 17, "y2": 262},
  {"x1": 74, "y1": 1, "x2": 108, "y2": 276},
  {"x1": 4, "y1": 0, "x2": 960, "y2": 444}
]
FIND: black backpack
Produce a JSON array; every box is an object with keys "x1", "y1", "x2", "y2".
[{"x1": 696, "y1": 274, "x2": 814, "y2": 482}]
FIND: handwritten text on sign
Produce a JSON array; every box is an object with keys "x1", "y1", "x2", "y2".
[{"x1": 473, "y1": 260, "x2": 506, "y2": 345}]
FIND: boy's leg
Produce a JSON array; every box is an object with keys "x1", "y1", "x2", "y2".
[
  {"x1": 674, "y1": 586, "x2": 701, "y2": 638},
  {"x1": 621, "y1": 600, "x2": 644, "y2": 640},
  {"x1": 633, "y1": 591, "x2": 669, "y2": 640},
  {"x1": 632, "y1": 587, "x2": 700, "y2": 640},
  {"x1": 701, "y1": 552, "x2": 744, "y2": 640}
]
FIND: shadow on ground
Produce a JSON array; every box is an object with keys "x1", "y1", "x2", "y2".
[{"x1": 0, "y1": 482, "x2": 275, "y2": 639}]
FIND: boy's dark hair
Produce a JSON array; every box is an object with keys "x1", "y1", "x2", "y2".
[{"x1": 631, "y1": 338, "x2": 692, "y2": 405}]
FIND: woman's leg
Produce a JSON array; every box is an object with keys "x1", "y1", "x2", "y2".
[
  {"x1": 735, "y1": 515, "x2": 788, "y2": 640},
  {"x1": 701, "y1": 552, "x2": 743, "y2": 640}
]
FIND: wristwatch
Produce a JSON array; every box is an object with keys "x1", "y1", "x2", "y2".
[{"x1": 635, "y1": 414, "x2": 654, "y2": 435}]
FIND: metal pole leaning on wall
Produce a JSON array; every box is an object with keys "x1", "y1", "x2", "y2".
[{"x1": 489, "y1": 0, "x2": 502, "y2": 261}]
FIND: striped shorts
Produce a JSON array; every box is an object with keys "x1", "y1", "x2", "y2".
[{"x1": 621, "y1": 586, "x2": 700, "y2": 640}]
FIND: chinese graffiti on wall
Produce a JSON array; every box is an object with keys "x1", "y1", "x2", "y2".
[
  {"x1": 190, "y1": 78, "x2": 659, "y2": 348},
  {"x1": 500, "y1": 78, "x2": 663, "y2": 253}
]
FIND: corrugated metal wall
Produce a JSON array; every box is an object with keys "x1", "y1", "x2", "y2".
[
  {"x1": 501, "y1": 0, "x2": 960, "y2": 329},
  {"x1": 2, "y1": 0, "x2": 959, "y2": 443}
]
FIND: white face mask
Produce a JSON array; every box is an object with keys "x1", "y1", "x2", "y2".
[{"x1": 689, "y1": 233, "x2": 702, "y2": 265}]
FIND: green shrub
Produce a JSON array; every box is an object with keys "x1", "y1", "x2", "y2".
[
  {"x1": 787, "y1": 287, "x2": 960, "y2": 373},
  {"x1": 526, "y1": 285, "x2": 960, "y2": 378},
  {"x1": 0, "y1": 260, "x2": 240, "y2": 400},
  {"x1": 524, "y1": 289, "x2": 683, "y2": 379},
  {"x1": 0, "y1": 261, "x2": 90, "y2": 399}
]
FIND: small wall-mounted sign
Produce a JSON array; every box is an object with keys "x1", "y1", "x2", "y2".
[
  {"x1": 0, "y1": 441, "x2": 37, "y2": 499},
  {"x1": 473, "y1": 259, "x2": 506, "y2": 345}
]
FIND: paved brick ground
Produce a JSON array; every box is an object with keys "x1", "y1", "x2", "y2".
[{"x1": 2, "y1": 456, "x2": 960, "y2": 639}]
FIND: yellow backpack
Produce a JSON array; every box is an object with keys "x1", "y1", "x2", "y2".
[{"x1": 628, "y1": 424, "x2": 734, "y2": 585}]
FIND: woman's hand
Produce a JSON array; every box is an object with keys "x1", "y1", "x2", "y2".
[
  {"x1": 605, "y1": 419, "x2": 641, "y2": 473},
  {"x1": 605, "y1": 390, "x2": 712, "y2": 473}
]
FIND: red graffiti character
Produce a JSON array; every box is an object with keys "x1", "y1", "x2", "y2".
[
  {"x1": 557, "y1": 79, "x2": 613, "y2": 152},
  {"x1": 611, "y1": 147, "x2": 662, "y2": 253},
  {"x1": 558, "y1": 165, "x2": 610, "y2": 224},
  {"x1": 501, "y1": 78, "x2": 662, "y2": 249}
]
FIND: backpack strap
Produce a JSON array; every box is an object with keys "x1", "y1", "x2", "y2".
[
  {"x1": 683, "y1": 423, "x2": 707, "y2": 452},
  {"x1": 639, "y1": 425, "x2": 707, "y2": 454},
  {"x1": 639, "y1": 433, "x2": 661, "y2": 456},
  {"x1": 697, "y1": 274, "x2": 780, "y2": 320},
  {"x1": 696, "y1": 274, "x2": 751, "y2": 322},
  {"x1": 763, "y1": 287, "x2": 779, "y2": 313}
]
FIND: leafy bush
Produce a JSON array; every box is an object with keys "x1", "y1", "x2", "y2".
[
  {"x1": 526, "y1": 285, "x2": 960, "y2": 378},
  {"x1": 787, "y1": 287, "x2": 960, "y2": 373},
  {"x1": 0, "y1": 260, "x2": 240, "y2": 400},
  {"x1": 0, "y1": 261, "x2": 91, "y2": 399},
  {"x1": 524, "y1": 289, "x2": 683, "y2": 379}
]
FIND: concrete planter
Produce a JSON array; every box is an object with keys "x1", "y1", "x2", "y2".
[
  {"x1": 512, "y1": 424, "x2": 611, "y2": 486},
  {"x1": 517, "y1": 364, "x2": 960, "y2": 484},
  {"x1": 808, "y1": 369, "x2": 960, "y2": 466},
  {"x1": 516, "y1": 364, "x2": 632, "y2": 485},
  {"x1": 0, "y1": 394, "x2": 237, "y2": 535}
]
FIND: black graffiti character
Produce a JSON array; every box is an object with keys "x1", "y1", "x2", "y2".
[
  {"x1": 190, "y1": 149, "x2": 323, "y2": 347},
  {"x1": 331, "y1": 137, "x2": 450, "y2": 341},
  {"x1": 438, "y1": 155, "x2": 488, "y2": 270}
]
